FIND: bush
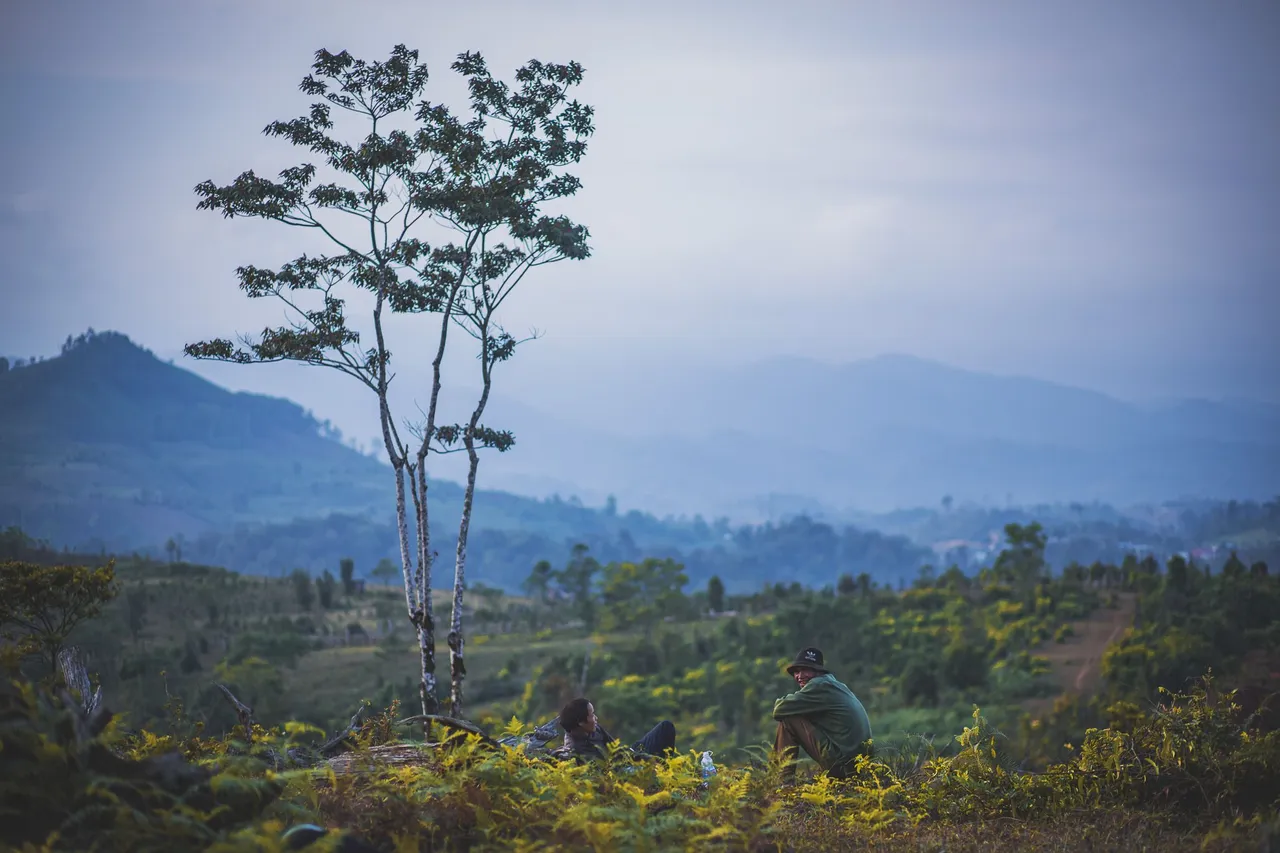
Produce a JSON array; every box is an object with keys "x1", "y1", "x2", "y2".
[{"x1": 3, "y1": 672, "x2": 1274, "y2": 851}]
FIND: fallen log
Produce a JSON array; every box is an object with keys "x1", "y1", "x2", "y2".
[{"x1": 328, "y1": 743, "x2": 435, "y2": 774}]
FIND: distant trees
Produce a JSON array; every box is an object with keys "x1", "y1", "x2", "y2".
[
  {"x1": 942, "y1": 626, "x2": 989, "y2": 690},
  {"x1": 317, "y1": 569, "x2": 337, "y2": 609},
  {"x1": 186, "y1": 44, "x2": 595, "y2": 721},
  {"x1": 599, "y1": 557, "x2": 689, "y2": 637},
  {"x1": 1221, "y1": 551, "x2": 1247, "y2": 580},
  {"x1": 707, "y1": 575, "x2": 726, "y2": 613},
  {"x1": 523, "y1": 560, "x2": 554, "y2": 603},
  {"x1": 993, "y1": 522, "x2": 1047, "y2": 602},
  {"x1": 291, "y1": 569, "x2": 314, "y2": 611},
  {"x1": 555, "y1": 544, "x2": 601, "y2": 632},
  {"x1": 339, "y1": 558, "x2": 356, "y2": 596},
  {"x1": 125, "y1": 586, "x2": 148, "y2": 642},
  {"x1": 370, "y1": 558, "x2": 398, "y2": 587},
  {"x1": 60, "y1": 328, "x2": 100, "y2": 354},
  {"x1": 900, "y1": 658, "x2": 939, "y2": 706},
  {"x1": 521, "y1": 546, "x2": 694, "y2": 636}
]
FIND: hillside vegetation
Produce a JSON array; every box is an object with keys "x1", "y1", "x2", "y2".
[{"x1": 3, "y1": 520, "x2": 1277, "y2": 850}]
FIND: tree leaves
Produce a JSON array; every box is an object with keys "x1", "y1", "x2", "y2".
[{"x1": 0, "y1": 561, "x2": 118, "y2": 673}]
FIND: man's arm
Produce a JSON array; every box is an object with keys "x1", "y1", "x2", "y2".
[{"x1": 772, "y1": 680, "x2": 833, "y2": 719}]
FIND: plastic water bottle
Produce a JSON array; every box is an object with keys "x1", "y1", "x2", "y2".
[{"x1": 699, "y1": 750, "x2": 717, "y2": 779}]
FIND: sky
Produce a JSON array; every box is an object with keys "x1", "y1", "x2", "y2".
[{"x1": 3, "y1": 0, "x2": 1279, "y2": 428}]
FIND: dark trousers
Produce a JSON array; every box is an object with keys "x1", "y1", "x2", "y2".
[
  {"x1": 775, "y1": 718, "x2": 857, "y2": 779},
  {"x1": 631, "y1": 720, "x2": 677, "y2": 756}
]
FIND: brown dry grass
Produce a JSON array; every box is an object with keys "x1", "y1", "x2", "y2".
[{"x1": 773, "y1": 808, "x2": 1258, "y2": 852}]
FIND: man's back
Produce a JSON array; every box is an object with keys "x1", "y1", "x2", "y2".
[{"x1": 772, "y1": 674, "x2": 873, "y2": 764}]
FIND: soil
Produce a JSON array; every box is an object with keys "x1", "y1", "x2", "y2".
[{"x1": 1022, "y1": 592, "x2": 1135, "y2": 717}]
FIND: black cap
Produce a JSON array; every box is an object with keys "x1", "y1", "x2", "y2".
[{"x1": 785, "y1": 646, "x2": 829, "y2": 675}]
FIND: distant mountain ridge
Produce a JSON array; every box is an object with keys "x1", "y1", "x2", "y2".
[
  {"x1": 461, "y1": 351, "x2": 1280, "y2": 515},
  {"x1": 4, "y1": 330, "x2": 1276, "y2": 556}
]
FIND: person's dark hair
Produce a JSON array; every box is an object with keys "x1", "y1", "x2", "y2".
[{"x1": 559, "y1": 697, "x2": 592, "y2": 732}]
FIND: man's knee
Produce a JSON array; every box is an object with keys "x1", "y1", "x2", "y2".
[{"x1": 655, "y1": 720, "x2": 676, "y2": 749}]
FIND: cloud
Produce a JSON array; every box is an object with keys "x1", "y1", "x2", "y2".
[{"x1": 1, "y1": 0, "x2": 1277, "y2": 407}]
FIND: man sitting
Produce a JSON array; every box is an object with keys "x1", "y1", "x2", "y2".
[
  {"x1": 551, "y1": 697, "x2": 677, "y2": 761},
  {"x1": 772, "y1": 646, "x2": 872, "y2": 779}
]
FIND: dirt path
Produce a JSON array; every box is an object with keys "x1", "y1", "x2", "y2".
[{"x1": 1022, "y1": 592, "x2": 1135, "y2": 716}]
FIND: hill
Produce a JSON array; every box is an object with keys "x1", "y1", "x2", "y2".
[
  {"x1": 0, "y1": 331, "x2": 937, "y2": 589},
  {"x1": 0, "y1": 331, "x2": 429, "y2": 548},
  {"x1": 0, "y1": 331, "x2": 687, "y2": 553}
]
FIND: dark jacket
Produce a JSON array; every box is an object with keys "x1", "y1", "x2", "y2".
[
  {"x1": 550, "y1": 724, "x2": 616, "y2": 761},
  {"x1": 773, "y1": 674, "x2": 873, "y2": 766}
]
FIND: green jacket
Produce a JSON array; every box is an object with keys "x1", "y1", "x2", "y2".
[{"x1": 772, "y1": 674, "x2": 873, "y2": 767}]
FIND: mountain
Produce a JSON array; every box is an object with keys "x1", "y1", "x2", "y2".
[
  {"x1": 0, "y1": 332, "x2": 941, "y2": 589},
  {"x1": 171, "y1": 339, "x2": 1280, "y2": 519},
  {"x1": 470, "y1": 352, "x2": 1280, "y2": 515},
  {"x1": 5, "y1": 330, "x2": 1271, "y2": 590},
  {"x1": 0, "y1": 331, "x2": 671, "y2": 551}
]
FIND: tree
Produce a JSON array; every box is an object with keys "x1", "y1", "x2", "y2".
[
  {"x1": 942, "y1": 626, "x2": 988, "y2": 690},
  {"x1": 1166, "y1": 555, "x2": 1191, "y2": 593},
  {"x1": 0, "y1": 560, "x2": 118, "y2": 674},
  {"x1": 599, "y1": 557, "x2": 688, "y2": 638},
  {"x1": 186, "y1": 45, "x2": 594, "y2": 721},
  {"x1": 1221, "y1": 551, "x2": 1247, "y2": 580},
  {"x1": 371, "y1": 558, "x2": 398, "y2": 586},
  {"x1": 994, "y1": 522, "x2": 1047, "y2": 601},
  {"x1": 317, "y1": 569, "x2": 337, "y2": 609},
  {"x1": 291, "y1": 569, "x2": 315, "y2": 611},
  {"x1": 554, "y1": 544, "x2": 601, "y2": 632},
  {"x1": 900, "y1": 657, "x2": 939, "y2": 706},
  {"x1": 125, "y1": 586, "x2": 148, "y2": 643},
  {"x1": 523, "y1": 560, "x2": 553, "y2": 603},
  {"x1": 707, "y1": 575, "x2": 726, "y2": 613},
  {"x1": 339, "y1": 558, "x2": 356, "y2": 596}
]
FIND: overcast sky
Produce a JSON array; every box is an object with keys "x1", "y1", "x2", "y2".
[{"x1": 3, "y1": 0, "x2": 1278, "y2": 413}]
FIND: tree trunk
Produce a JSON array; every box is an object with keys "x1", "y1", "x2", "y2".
[
  {"x1": 448, "y1": 322, "x2": 493, "y2": 718},
  {"x1": 408, "y1": 275, "x2": 467, "y2": 730},
  {"x1": 448, "y1": 446, "x2": 480, "y2": 717},
  {"x1": 373, "y1": 280, "x2": 450, "y2": 736},
  {"x1": 57, "y1": 646, "x2": 100, "y2": 715},
  {"x1": 408, "y1": 464, "x2": 439, "y2": 728}
]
